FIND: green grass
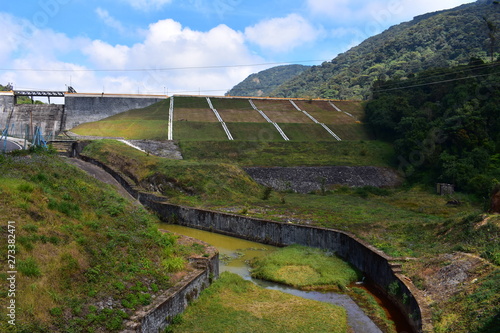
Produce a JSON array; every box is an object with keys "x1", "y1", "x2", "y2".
[
  {"x1": 0, "y1": 150, "x2": 194, "y2": 332},
  {"x1": 210, "y1": 97, "x2": 254, "y2": 111},
  {"x1": 173, "y1": 96, "x2": 210, "y2": 108},
  {"x1": 82, "y1": 140, "x2": 263, "y2": 205},
  {"x1": 278, "y1": 123, "x2": 339, "y2": 141},
  {"x1": 173, "y1": 121, "x2": 228, "y2": 141},
  {"x1": 250, "y1": 245, "x2": 360, "y2": 291},
  {"x1": 179, "y1": 140, "x2": 395, "y2": 167},
  {"x1": 166, "y1": 272, "x2": 348, "y2": 333},
  {"x1": 226, "y1": 122, "x2": 286, "y2": 141},
  {"x1": 328, "y1": 123, "x2": 372, "y2": 141}
]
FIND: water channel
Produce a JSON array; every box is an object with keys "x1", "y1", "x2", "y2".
[{"x1": 160, "y1": 223, "x2": 401, "y2": 333}]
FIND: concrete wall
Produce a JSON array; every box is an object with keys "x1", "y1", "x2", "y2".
[
  {"x1": 0, "y1": 92, "x2": 15, "y2": 129},
  {"x1": 13, "y1": 104, "x2": 65, "y2": 138},
  {"x1": 64, "y1": 93, "x2": 167, "y2": 130},
  {"x1": 78, "y1": 151, "x2": 433, "y2": 333},
  {"x1": 0, "y1": 99, "x2": 65, "y2": 139}
]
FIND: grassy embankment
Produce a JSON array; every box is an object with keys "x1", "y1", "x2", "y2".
[
  {"x1": 165, "y1": 272, "x2": 348, "y2": 333},
  {"x1": 71, "y1": 96, "x2": 371, "y2": 141},
  {"x1": 81, "y1": 139, "x2": 500, "y2": 333},
  {"x1": 0, "y1": 150, "x2": 198, "y2": 332}
]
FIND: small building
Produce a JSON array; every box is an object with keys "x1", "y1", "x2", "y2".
[{"x1": 437, "y1": 183, "x2": 455, "y2": 196}]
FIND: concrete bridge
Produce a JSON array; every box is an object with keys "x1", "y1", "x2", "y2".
[{"x1": 0, "y1": 90, "x2": 167, "y2": 138}]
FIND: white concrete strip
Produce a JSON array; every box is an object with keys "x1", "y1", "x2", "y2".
[
  {"x1": 206, "y1": 97, "x2": 234, "y2": 141},
  {"x1": 290, "y1": 100, "x2": 320, "y2": 123},
  {"x1": 249, "y1": 99, "x2": 289, "y2": 141},
  {"x1": 289, "y1": 100, "x2": 302, "y2": 112},
  {"x1": 249, "y1": 100, "x2": 273, "y2": 123},
  {"x1": 118, "y1": 139, "x2": 148, "y2": 153},
  {"x1": 168, "y1": 96, "x2": 174, "y2": 140},
  {"x1": 329, "y1": 101, "x2": 355, "y2": 118},
  {"x1": 221, "y1": 122, "x2": 234, "y2": 140},
  {"x1": 272, "y1": 122, "x2": 290, "y2": 141},
  {"x1": 320, "y1": 123, "x2": 342, "y2": 141}
]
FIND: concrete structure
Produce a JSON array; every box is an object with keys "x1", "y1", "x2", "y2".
[
  {"x1": 0, "y1": 91, "x2": 167, "y2": 137},
  {"x1": 64, "y1": 93, "x2": 167, "y2": 130},
  {"x1": 0, "y1": 91, "x2": 65, "y2": 138}
]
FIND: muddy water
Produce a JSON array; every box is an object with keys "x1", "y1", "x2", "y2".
[{"x1": 159, "y1": 223, "x2": 385, "y2": 333}]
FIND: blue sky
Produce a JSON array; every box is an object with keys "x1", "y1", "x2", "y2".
[{"x1": 0, "y1": 0, "x2": 472, "y2": 96}]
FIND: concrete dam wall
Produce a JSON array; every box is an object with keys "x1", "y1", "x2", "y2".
[
  {"x1": 64, "y1": 93, "x2": 166, "y2": 130},
  {"x1": 0, "y1": 92, "x2": 166, "y2": 136}
]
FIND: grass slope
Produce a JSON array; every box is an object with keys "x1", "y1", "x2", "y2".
[
  {"x1": 71, "y1": 96, "x2": 370, "y2": 142},
  {"x1": 179, "y1": 141, "x2": 394, "y2": 167},
  {"x1": 167, "y1": 272, "x2": 348, "y2": 333},
  {"x1": 71, "y1": 99, "x2": 170, "y2": 140},
  {"x1": 0, "y1": 151, "x2": 192, "y2": 332}
]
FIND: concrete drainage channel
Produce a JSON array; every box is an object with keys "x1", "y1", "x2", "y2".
[{"x1": 72, "y1": 147, "x2": 432, "y2": 333}]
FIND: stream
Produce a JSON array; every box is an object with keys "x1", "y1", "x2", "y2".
[{"x1": 160, "y1": 223, "x2": 390, "y2": 333}]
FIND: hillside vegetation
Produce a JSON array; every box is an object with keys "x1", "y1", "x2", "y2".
[
  {"x1": 0, "y1": 151, "x2": 194, "y2": 332},
  {"x1": 365, "y1": 59, "x2": 500, "y2": 199},
  {"x1": 226, "y1": 64, "x2": 310, "y2": 97},
  {"x1": 270, "y1": 0, "x2": 500, "y2": 99}
]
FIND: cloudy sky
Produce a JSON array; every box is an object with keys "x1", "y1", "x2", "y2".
[{"x1": 1, "y1": 0, "x2": 472, "y2": 96}]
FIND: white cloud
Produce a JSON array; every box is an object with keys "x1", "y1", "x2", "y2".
[
  {"x1": 83, "y1": 40, "x2": 130, "y2": 69},
  {"x1": 96, "y1": 8, "x2": 126, "y2": 34},
  {"x1": 307, "y1": 0, "x2": 471, "y2": 24},
  {"x1": 244, "y1": 14, "x2": 321, "y2": 53},
  {"x1": 5, "y1": 17, "x2": 263, "y2": 95},
  {"x1": 121, "y1": 0, "x2": 173, "y2": 11}
]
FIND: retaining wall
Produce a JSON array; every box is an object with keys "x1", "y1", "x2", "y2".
[
  {"x1": 124, "y1": 250, "x2": 218, "y2": 333},
  {"x1": 77, "y1": 149, "x2": 433, "y2": 333},
  {"x1": 64, "y1": 94, "x2": 167, "y2": 130},
  {"x1": 244, "y1": 166, "x2": 403, "y2": 193}
]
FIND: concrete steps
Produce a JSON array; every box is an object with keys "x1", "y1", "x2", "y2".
[{"x1": 49, "y1": 140, "x2": 75, "y2": 156}]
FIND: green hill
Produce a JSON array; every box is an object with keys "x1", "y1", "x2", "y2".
[
  {"x1": 227, "y1": 65, "x2": 309, "y2": 97},
  {"x1": 271, "y1": 0, "x2": 500, "y2": 100}
]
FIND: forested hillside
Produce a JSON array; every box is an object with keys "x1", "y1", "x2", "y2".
[
  {"x1": 226, "y1": 65, "x2": 309, "y2": 97},
  {"x1": 365, "y1": 58, "x2": 500, "y2": 198},
  {"x1": 271, "y1": 0, "x2": 500, "y2": 100}
]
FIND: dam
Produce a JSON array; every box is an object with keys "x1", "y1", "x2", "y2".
[{"x1": 0, "y1": 90, "x2": 167, "y2": 137}]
